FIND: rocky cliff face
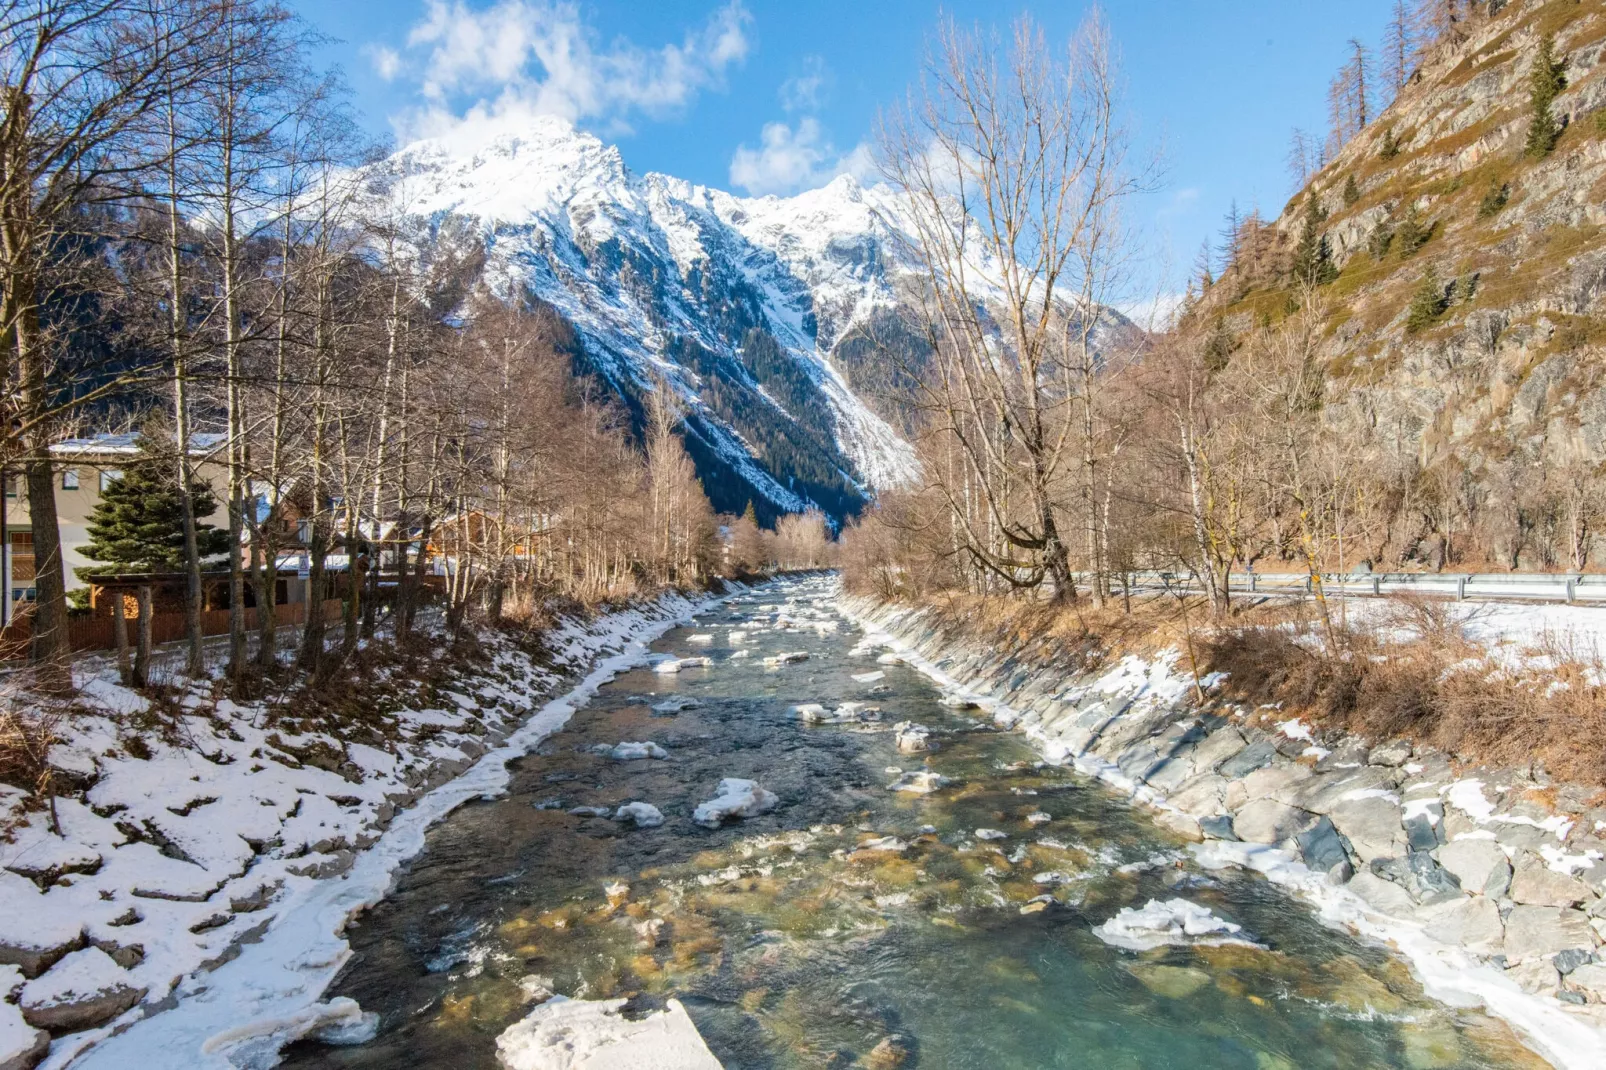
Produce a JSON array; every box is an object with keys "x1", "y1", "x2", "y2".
[
  {"x1": 373, "y1": 117, "x2": 928, "y2": 524},
  {"x1": 1203, "y1": 0, "x2": 1606, "y2": 568}
]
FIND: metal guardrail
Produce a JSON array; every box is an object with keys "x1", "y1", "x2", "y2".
[{"x1": 1123, "y1": 570, "x2": 1606, "y2": 604}]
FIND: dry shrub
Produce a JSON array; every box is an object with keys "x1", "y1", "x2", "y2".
[
  {"x1": 1205, "y1": 616, "x2": 1606, "y2": 785},
  {"x1": 0, "y1": 674, "x2": 71, "y2": 836}
]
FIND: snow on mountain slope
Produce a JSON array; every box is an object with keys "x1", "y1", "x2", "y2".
[{"x1": 379, "y1": 116, "x2": 923, "y2": 517}]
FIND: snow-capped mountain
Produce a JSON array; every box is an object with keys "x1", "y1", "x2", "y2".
[{"x1": 377, "y1": 115, "x2": 928, "y2": 522}]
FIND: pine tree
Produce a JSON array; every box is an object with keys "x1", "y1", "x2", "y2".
[
  {"x1": 1291, "y1": 195, "x2": 1338, "y2": 286},
  {"x1": 1477, "y1": 179, "x2": 1510, "y2": 219},
  {"x1": 76, "y1": 442, "x2": 230, "y2": 579},
  {"x1": 1524, "y1": 34, "x2": 1567, "y2": 159},
  {"x1": 1378, "y1": 126, "x2": 1401, "y2": 160},
  {"x1": 1203, "y1": 318, "x2": 1234, "y2": 372},
  {"x1": 1405, "y1": 267, "x2": 1447, "y2": 333},
  {"x1": 1342, "y1": 174, "x2": 1361, "y2": 206},
  {"x1": 1395, "y1": 203, "x2": 1432, "y2": 257}
]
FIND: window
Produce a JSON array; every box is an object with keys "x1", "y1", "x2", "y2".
[
  {"x1": 296, "y1": 519, "x2": 311, "y2": 544},
  {"x1": 61, "y1": 468, "x2": 79, "y2": 490},
  {"x1": 99, "y1": 469, "x2": 122, "y2": 491}
]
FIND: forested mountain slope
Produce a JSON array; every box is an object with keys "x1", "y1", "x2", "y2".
[{"x1": 1196, "y1": 0, "x2": 1606, "y2": 570}]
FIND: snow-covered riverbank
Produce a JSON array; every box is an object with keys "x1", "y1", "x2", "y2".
[
  {"x1": 842, "y1": 592, "x2": 1606, "y2": 1070},
  {"x1": 0, "y1": 589, "x2": 730, "y2": 1070}
]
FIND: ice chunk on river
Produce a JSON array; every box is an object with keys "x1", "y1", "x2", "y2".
[
  {"x1": 763, "y1": 651, "x2": 809, "y2": 667},
  {"x1": 612, "y1": 802, "x2": 665, "y2": 828},
  {"x1": 609, "y1": 742, "x2": 668, "y2": 761},
  {"x1": 687, "y1": 634, "x2": 714, "y2": 644},
  {"x1": 496, "y1": 995, "x2": 722, "y2": 1069},
  {"x1": 852, "y1": 671, "x2": 885, "y2": 684},
  {"x1": 894, "y1": 722, "x2": 932, "y2": 753},
  {"x1": 692, "y1": 778, "x2": 779, "y2": 828},
  {"x1": 1094, "y1": 898, "x2": 1261, "y2": 952}
]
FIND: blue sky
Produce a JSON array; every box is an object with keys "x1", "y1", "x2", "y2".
[{"x1": 288, "y1": 0, "x2": 1399, "y2": 312}]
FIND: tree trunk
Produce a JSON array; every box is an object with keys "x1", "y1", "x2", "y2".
[
  {"x1": 112, "y1": 593, "x2": 130, "y2": 686},
  {"x1": 133, "y1": 585, "x2": 152, "y2": 688}
]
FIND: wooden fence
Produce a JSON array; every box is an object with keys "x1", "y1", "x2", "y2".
[{"x1": 0, "y1": 599, "x2": 345, "y2": 661}]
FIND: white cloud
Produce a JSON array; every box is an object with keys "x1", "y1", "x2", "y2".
[
  {"x1": 779, "y1": 55, "x2": 830, "y2": 112},
  {"x1": 366, "y1": 44, "x2": 402, "y2": 81},
  {"x1": 386, "y1": 0, "x2": 751, "y2": 144},
  {"x1": 728, "y1": 118, "x2": 873, "y2": 197}
]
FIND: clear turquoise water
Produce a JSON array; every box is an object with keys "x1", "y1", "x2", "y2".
[{"x1": 280, "y1": 577, "x2": 1544, "y2": 1070}]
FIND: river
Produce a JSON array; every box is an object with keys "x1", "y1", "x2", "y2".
[{"x1": 279, "y1": 575, "x2": 1546, "y2": 1069}]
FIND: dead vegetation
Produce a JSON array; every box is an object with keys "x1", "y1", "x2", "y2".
[{"x1": 1204, "y1": 596, "x2": 1606, "y2": 786}]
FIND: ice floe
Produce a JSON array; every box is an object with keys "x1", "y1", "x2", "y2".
[
  {"x1": 1093, "y1": 898, "x2": 1261, "y2": 952},
  {"x1": 692, "y1": 779, "x2": 779, "y2": 828}
]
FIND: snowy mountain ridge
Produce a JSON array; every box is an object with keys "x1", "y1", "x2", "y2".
[{"x1": 377, "y1": 115, "x2": 928, "y2": 520}]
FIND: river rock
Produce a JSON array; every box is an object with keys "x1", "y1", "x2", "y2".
[
  {"x1": 1154, "y1": 811, "x2": 1203, "y2": 843},
  {"x1": 1327, "y1": 795, "x2": 1407, "y2": 863},
  {"x1": 1346, "y1": 870, "x2": 1418, "y2": 915},
  {"x1": 1502, "y1": 906, "x2": 1595, "y2": 962},
  {"x1": 1235, "y1": 763, "x2": 1314, "y2": 806},
  {"x1": 1294, "y1": 816, "x2": 1352, "y2": 880},
  {"x1": 1169, "y1": 775, "x2": 1228, "y2": 818},
  {"x1": 1314, "y1": 737, "x2": 1371, "y2": 772},
  {"x1": 1436, "y1": 838, "x2": 1510, "y2": 897},
  {"x1": 1367, "y1": 740, "x2": 1412, "y2": 767},
  {"x1": 1281, "y1": 766, "x2": 1398, "y2": 815},
  {"x1": 19, "y1": 947, "x2": 146, "y2": 1032},
  {"x1": 692, "y1": 779, "x2": 778, "y2": 828},
  {"x1": 1369, "y1": 852, "x2": 1461, "y2": 905},
  {"x1": 0, "y1": 999, "x2": 48, "y2": 1070},
  {"x1": 1232, "y1": 799, "x2": 1310, "y2": 845},
  {"x1": 1198, "y1": 814, "x2": 1237, "y2": 840},
  {"x1": 1401, "y1": 801, "x2": 1444, "y2": 852},
  {"x1": 889, "y1": 771, "x2": 949, "y2": 794},
  {"x1": 1217, "y1": 739, "x2": 1277, "y2": 779},
  {"x1": 893, "y1": 722, "x2": 932, "y2": 753},
  {"x1": 609, "y1": 742, "x2": 669, "y2": 761},
  {"x1": 1506, "y1": 957, "x2": 1561, "y2": 995},
  {"x1": 612, "y1": 803, "x2": 665, "y2": 829},
  {"x1": 1567, "y1": 962, "x2": 1606, "y2": 1002},
  {"x1": 1508, "y1": 850, "x2": 1593, "y2": 907},
  {"x1": 1422, "y1": 896, "x2": 1504, "y2": 954}
]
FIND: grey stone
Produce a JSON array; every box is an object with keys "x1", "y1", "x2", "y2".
[
  {"x1": 1232, "y1": 798, "x2": 1311, "y2": 845},
  {"x1": 1217, "y1": 739, "x2": 1277, "y2": 779},
  {"x1": 1437, "y1": 838, "x2": 1511, "y2": 898},
  {"x1": 1314, "y1": 738, "x2": 1370, "y2": 772},
  {"x1": 1154, "y1": 811, "x2": 1203, "y2": 843},
  {"x1": 19, "y1": 948, "x2": 147, "y2": 1032},
  {"x1": 1502, "y1": 906, "x2": 1595, "y2": 961},
  {"x1": 1422, "y1": 896, "x2": 1505, "y2": 955},
  {"x1": 1295, "y1": 816, "x2": 1350, "y2": 874},
  {"x1": 1238, "y1": 763, "x2": 1314, "y2": 805},
  {"x1": 1144, "y1": 757, "x2": 1196, "y2": 794},
  {"x1": 1509, "y1": 850, "x2": 1593, "y2": 907},
  {"x1": 1198, "y1": 814, "x2": 1237, "y2": 840},
  {"x1": 1567, "y1": 962, "x2": 1606, "y2": 1001},
  {"x1": 1279, "y1": 766, "x2": 1398, "y2": 815},
  {"x1": 1505, "y1": 957, "x2": 1560, "y2": 995},
  {"x1": 1554, "y1": 947, "x2": 1596, "y2": 975},
  {"x1": 1348, "y1": 870, "x2": 1417, "y2": 915},
  {"x1": 1188, "y1": 726, "x2": 1246, "y2": 773},
  {"x1": 1402, "y1": 801, "x2": 1444, "y2": 852},
  {"x1": 1367, "y1": 740, "x2": 1413, "y2": 767},
  {"x1": 1328, "y1": 795, "x2": 1407, "y2": 863},
  {"x1": 1169, "y1": 774, "x2": 1228, "y2": 818},
  {"x1": 1491, "y1": 822, "x2": 1555, "y2": 852},
  {"x1": 1370, "y1": 852, "x2": 1462, "y2": 905}
]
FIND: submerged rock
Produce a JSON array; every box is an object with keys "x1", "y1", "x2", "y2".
[
  {"x1": 888, "y1": 771, "x2": 950, "y2": 794},
  {"x1": 692, "y1": 778, "x2": 779, "y2": 829}
]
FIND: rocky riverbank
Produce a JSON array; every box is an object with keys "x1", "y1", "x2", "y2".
[
  {"x1": 0, "y1": 590, "x2": 725, "y2": 1070},
  {"x1": 844, "y1": 596, "x2": 1606, "y2": 1070}
]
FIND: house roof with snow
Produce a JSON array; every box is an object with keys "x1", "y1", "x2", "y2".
[{"x1": 49, "y1": 431, "x2": 230, "y2": 459}]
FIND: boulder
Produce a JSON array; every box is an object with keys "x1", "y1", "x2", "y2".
[
  {"x1": 1436, "y1": 838, "x2": 1510, "y2": 898},
  {"x1": 893, "y1": 722, "x2": 932, "y2": 754},
  {"x1": 1367, "y1": 740, "x2": 1412, "y2": 767},
  {"x1": 1217, "y1": 739, "x2": 1277, "y2": 779},
  {"x1": 1508, "y1": 850, "x2": 1592, "y2": 907},
  {"x1": 1232, "y1": 799, "x2": 1310, "y2": 845},
  {"x1": 1281, "y1": 766, "x2": 1398, "y2": 815},
  {"x1": 19, "y1": 947, "x2": 146, "y2": 1032},
  {"x1": 1295, "y1": 816, "x2": 1352, "y2": 880},
  {"x1": 0, "y1": 1000, "x2": 49, "y2": 1070},
  {"x1": 1502, "y1": 906, "x2": 1595, "y2": 962},
  {"x1": 1187, "y1": 726, "x2": 1246, "y2": 772},
  {"x1": 1369, "y1": 853, "x2": 1461, "y2": 905},
  {"x1": 1347, "y1": 870, "x2": 1417, "y2": 915},
  {"x1": 1567, "y1": 962, "x2": 1606, "y2": 1003},
  {"x1": 1422, "y1": 896, "x2": 1504, "y2": 955},
  {"x1": 1314, "y1": 737, "x2": 1371, "y2": 772},
  {"x1": 1505, "y1": 957, "x2": 1560, "y2": 995},
  {"x1": 1327, "y1": 795, "x2": 1407, "y2": 863},
  {"x1": 1169, "y1": 775, "x2": 1228, "y2": 818},
  {"x1": 1238, "y1": 763, "x2": 1314, "y2": 805},
  {"x1": 1402, "y1": 800, "x2": 1444, "y2": 852},
  {"x1": 1154, "y1": 811, "x2": 1203, "y2": 843},
  {"x1": 1198, "y1": 814, "x2": 1237, "y2": 841}
]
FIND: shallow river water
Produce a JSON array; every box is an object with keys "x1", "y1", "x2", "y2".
[{"x1": 281, "y1": 576, "x2": 1547, "y2": 1070}]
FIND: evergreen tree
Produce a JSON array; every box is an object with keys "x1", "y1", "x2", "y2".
[
  {"x1": 1477, "y1": 179, "x2": 1510, "y2": 219},
  {"x1": 1405, "y1": 267, "x2": 1448, "y2": 334},
  {"x1": 1203, "y1": 318, "x2": 1235, "y2": 373},
  {"x1": 1395, "y1": 203, "x2": 1432, "y2": 257},
  {"x1": 76, "y1": 442, "x2": 230, "y2": 579},
  {"x1": 1378, "y1": 126, "x2": 1401, "y2": 160},
  {"x1": 1342, "y1": 173, "x2": 1361, "y2": 206},
  {"x1": 1291, "y1": 195, "x2": 1338, "y2": 286},
  {"x1": 1524, "y1": 34, "x2": 1567, "y2": 159}
]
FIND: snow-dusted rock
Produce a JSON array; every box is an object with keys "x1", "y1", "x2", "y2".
[
  {"x1": 763, "y1": 651, "x2": 809, "y2": 667},
  {"x1": 20, "y1": 947, "x2": 146, "y2": 1032},
  {"x1": 893, "y1": 722, "x2": 931, "y2": 753},
  {"x1": 1509, "y1": 849, "x2": 1593, "y2": 907},
  {"x1": 609, "y1": 742, "x2": 669, "y2": 761},
  {"x1": 974, "y1": 828, "x2": 1007, "y2": 842},
  {"x1": 793, "y1": 703, "x2": 831, "y2": 724},
  {"x1": 686, "y1": 634, "x2": 714, "y2": 644},
  {"x1": 1094, "y1": 899, "x2": 1259, "y2": 952},
  {"x1": 0, "y1": 999, "x2": 48, "y2": 1070},
  {"x1": 612, "y1": 803, "x2": 665, "y2": 829},
  {"x1": 0, "y1": 873, "x2": 82, "y2": 978},
  {"x1": 888, "y1": 770, "x2": 949, "y2": 794},
  {"x1": 495, "y1": 995, "x2": 722, "y2": 1070},
  {"x1": 851, "y1": 671, "x2": 885, "y2": 684},
  {"x1": 651, "y1": 697, "x2": 700, "y2": 714},
  {"x1": 692, "y1": 779, "x2": 778, "y2": 829}
]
